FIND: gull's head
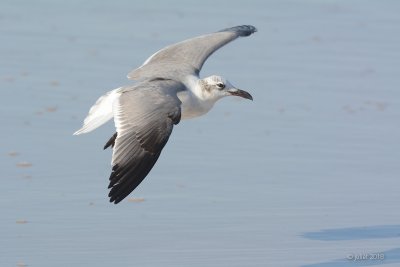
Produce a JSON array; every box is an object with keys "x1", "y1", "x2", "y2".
[{"x1": 200, "y1": 75, "x2": 253, "y2": 101}]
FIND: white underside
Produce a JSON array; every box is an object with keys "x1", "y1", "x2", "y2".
[{"x1": 177, "y1": 90, "x2": 214, "y2": 119}]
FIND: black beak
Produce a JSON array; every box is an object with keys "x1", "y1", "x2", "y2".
[{"x1": 228, "y1": 88, "x2": 253, "y2": 101}]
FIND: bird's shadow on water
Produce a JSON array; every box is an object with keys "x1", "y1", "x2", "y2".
[{"x1": 301, "y1": 225, "x2": 400, "y2": 267}]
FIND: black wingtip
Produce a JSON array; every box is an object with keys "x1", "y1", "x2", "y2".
[
  {"x1": 220, "y1": 25, "x2": 257, "y2": 37},
  {"x1": 110, "y1": 198, "x2": 121, "y2": 204},
  {"x1": 108, "y1": 188, "x2": 128, "y2": 204}
]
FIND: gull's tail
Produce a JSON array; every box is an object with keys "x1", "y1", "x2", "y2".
[{"x1": 73, "y1": 88, "x2": 122, "y2": 135}]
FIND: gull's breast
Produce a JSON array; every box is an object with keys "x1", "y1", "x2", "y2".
[{"x1": 177, "y1": 90, "x2": 214, "y2": 120}]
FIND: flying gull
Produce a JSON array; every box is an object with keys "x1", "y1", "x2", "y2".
[{"x1": 74, "y1": 25, "x2": 257, "y2": 204}]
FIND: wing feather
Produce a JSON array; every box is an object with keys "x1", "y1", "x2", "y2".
[
  {"x1": 107, "y1": 80, "x2": 184, "y2": 204},
  {"x1": 127, "y1": 25, "x2": 257, "y2": 81}
]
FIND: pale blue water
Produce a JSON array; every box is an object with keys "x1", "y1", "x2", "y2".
[{"x1": 1, "y1": 1, "x2": 400, "y2": 266}]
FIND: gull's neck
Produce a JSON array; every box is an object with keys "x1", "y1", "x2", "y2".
[
  {"x1": 178, "y1": 75, "x2": 216, "y2": 120},
  {"x1": 183, "y1": 75, "x2": 203, "y2": 98}
]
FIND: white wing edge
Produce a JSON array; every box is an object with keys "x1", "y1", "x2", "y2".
[{"x1": 73, "y1": 87, "x2": 122, "y2": 135}]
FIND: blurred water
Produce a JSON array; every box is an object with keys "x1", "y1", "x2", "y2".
[{"x1": 1, "y1": 1, "x2": 400, "y2": 266}]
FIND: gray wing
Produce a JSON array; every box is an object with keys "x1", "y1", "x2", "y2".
[
  {"x1": 128, "y1": 25, "x2": 257, "y2": 81},
  {"x1": 107, "y1": 80, "x2": 184, "y2": 204}
]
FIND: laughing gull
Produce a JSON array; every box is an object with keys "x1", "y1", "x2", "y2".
[{"x1": 74, "y1": 25, "x2": 257, "y2": 204}]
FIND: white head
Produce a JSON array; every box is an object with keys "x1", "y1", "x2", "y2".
[{"x1": 200, "y1": 75, "x2": 253, "y2": 102}]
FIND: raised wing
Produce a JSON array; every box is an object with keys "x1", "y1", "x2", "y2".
[
  {"x1": 127, "y1": 25, "x2": 257, "y2": 81},
  {"x1": 107, "y1": 80, "x2": 184, "y2": 204}
]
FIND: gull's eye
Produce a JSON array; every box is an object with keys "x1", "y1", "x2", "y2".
[{"x1": 216, "y1": 82, "x2": 225, "y2": 90}]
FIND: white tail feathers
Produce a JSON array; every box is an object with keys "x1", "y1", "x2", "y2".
[{"x1": 73, "y1": 88, "x2": 122, "y2": 135}]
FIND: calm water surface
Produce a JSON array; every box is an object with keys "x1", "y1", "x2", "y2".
[{"x1": 1, "y1": 1, "x2": 400, "y2": 266}]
